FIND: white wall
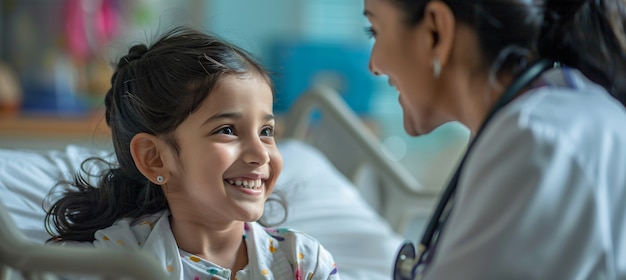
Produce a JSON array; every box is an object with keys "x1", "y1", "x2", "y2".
[{"x1": 203, "y1": 0, "x2": 368, "y2": 59}]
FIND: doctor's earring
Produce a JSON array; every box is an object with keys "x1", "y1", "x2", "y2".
[
  {"x1": 156, "y1": 175, "x2": 164, "y2": 184},
  {"x1": 433, "y1": 57, "x2": 442, "y2": 78}
]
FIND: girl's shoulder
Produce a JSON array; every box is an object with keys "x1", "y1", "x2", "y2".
[
  {"x1": 260, "y1": 224, "x2": 320, "y2": 245},
  {"x1": 246, "y1": 222, "x2": 339, "y2": 279},
  {"x1": 93, "y1": 210, "x2": 167, "y2": 249},
  {"x1": 247, "y1": 222, "x2": 324, "y2": 256}
]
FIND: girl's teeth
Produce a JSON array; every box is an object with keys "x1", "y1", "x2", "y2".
[{"x1": 226, "y1": 179, "x2": 262, "y2": 189}]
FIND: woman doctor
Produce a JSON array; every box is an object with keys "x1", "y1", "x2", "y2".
[{"x1": 363, "y1": 0, "x2": 626, "y2": 279}]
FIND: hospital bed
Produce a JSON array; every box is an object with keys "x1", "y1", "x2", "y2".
[{"x1": 0, "y1": 85, "x2": 452, "y2": 280}]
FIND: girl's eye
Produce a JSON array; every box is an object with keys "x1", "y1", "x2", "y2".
[
  {"x1": 261, "y1": 126, "x2": 274, "y2": 137},
  {"x1": 364, "y1": 26, "x2": 377, "y2": 38},
  {"x1": 216, "y1": 126, "x2": 235, "y2": 135}
]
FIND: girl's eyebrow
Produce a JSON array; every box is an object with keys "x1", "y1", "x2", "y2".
[
  {"x1": 202, "y1": 112, "x2": 275, "y2": 125},
  {"x1": 203, "y1": 112, "x2": 241, "y2": 125}
]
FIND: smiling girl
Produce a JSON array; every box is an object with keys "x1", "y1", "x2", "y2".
[{"x1": 44, "y1": 26, "x2": 339, "y2": 280}]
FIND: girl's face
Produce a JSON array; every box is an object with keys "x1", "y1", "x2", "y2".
[
  {"x1": 364, "y1": 0, "x2": 452, "y2": 136},
  {"x1": 164, "y1": 73, "x2": 282, "y2": 225}
]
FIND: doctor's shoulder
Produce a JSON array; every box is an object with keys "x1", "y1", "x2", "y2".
[
  {"x1": 490, "y1": 70, "x2": 626, "y2": 152},
  {"x1": 466, "y1": 69, "x2": 626, "y2": 195}
]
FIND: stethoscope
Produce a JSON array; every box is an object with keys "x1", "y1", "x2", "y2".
[{"x1": 393, "y1": 58, "x2": 558, "y2": 280}]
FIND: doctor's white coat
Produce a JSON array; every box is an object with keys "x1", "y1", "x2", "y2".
[{"x1": 424, "y1": 68, "x2": 626, "y2": 279}]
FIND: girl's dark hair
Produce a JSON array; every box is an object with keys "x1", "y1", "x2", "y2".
[
  {"x1": 45, "y1": 26, "x2": 277, "y2": 242},
  {"x1": 389, "y1": 0, "x2": 626, "y2": 106}
]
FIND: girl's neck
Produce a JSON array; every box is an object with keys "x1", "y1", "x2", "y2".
[{"x1": 168, "y1": 214, "x2": 249, "y2": 272}]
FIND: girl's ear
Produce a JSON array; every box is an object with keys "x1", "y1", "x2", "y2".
[
  {"x1": 423, "y1": 1, "x2": 456, "y2": 68},
  {"x1": 130, "y1": 133, "x2": 170, "y2": 185}
]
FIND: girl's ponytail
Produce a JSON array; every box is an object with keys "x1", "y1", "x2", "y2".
[{"x1": 45, "y1": 154, "x2": 168, "y2": 243}]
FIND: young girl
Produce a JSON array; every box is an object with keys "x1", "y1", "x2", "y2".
[{"x1": 44, "y1": 26, "x2": 339, "y2": 280}]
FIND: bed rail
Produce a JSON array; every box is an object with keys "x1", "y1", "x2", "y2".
[
  {"x1": 282, "y1": 85, "x2": 442, "y2": 235},
  {"x1": 0, "y1": 201, "x2": 168, "y2": 280}
]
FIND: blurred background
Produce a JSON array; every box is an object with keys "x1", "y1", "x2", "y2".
[{"x1": 0, "y1": 0, "x2": 469, "y2": 189}]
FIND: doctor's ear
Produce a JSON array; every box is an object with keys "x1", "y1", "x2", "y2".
[
  {"x1": 423, "y1": 1, "x2": 456, "y2": 67},
  {"x1": 130, "y1": 133, "x2": 171, "y2": 185}
]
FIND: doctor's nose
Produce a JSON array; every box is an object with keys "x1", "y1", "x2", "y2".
[
  {"x1": 242, "y1": 137, "x2": 270, "y2": 166},
  {"x1": 369, "y1": 59, "x2": 381, "y2": 76}
]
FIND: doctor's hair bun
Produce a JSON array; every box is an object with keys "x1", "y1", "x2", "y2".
[
  {"x1": 538, "y1": 0, "x2": 626, "y2": 106},
  {"x1": 537, "y1": 0, "x2": 586, "y2": 65},
  {"x1": 543, "y1": 0, "x2": 588, "y2": 22}
]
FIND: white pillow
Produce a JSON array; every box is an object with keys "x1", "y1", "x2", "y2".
[
  {"x1": 0, "y1": 145, "x2": 112, "y2": 244},
  {"x1": 0, "y1": 140, "x2": 403, "y2": 280}
]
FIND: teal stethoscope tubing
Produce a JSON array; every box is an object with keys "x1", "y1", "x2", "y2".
[{"x1": 393, "y1": 58, "x2": 558, "y2": 280}]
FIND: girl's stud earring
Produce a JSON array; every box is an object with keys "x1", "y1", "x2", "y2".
[{"x1": 156, "y1": 175, "x2": 164, "y2": 183}]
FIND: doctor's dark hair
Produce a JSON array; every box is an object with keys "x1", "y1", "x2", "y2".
[
  {"x1": 44, "y1": 26, "x2": 279, "y2": 242},
  {"x1": 388, "y1": 0, "x2": 626, "y2": 106}
]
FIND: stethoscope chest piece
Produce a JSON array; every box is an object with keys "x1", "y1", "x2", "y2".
[{"x1": 394, "y1": 241, "x2": 419, "y2": 280}]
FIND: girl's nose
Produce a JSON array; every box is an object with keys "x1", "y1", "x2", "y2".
[{"x1": 242, "y1": 137, "x2": 270, "y2": 166}]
